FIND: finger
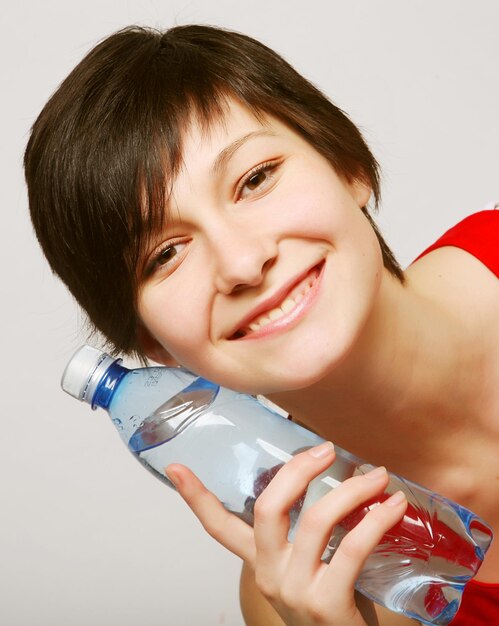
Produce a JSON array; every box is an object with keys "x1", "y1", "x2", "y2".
[
  {"x1": 288, "y1": 465, "x2": 390, "y2": 579},
  {"x1": 165, "y1": 463, "x2": 255, "y2": 563},
  {"x1": 322, "y1": 489, "x2": 408, "y2": 602},
  {"x1": 253, "y1": 442, "x2": 336, "y2": 561}
]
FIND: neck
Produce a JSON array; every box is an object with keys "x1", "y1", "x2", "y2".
[{"x1": 267, "y1": 270, "x2": 490, "y2": 476}]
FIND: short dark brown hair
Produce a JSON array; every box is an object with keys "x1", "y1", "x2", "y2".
[{"x1": 25, "y1": 24, "x2": 403, "y2": 358}]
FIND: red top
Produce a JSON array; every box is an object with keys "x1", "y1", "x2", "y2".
[
  {"x1": 416, "y1": 207, "x2": 499, "y2": 624},
  {"x1": 414, "y1": 208, "x2": 499, "y2": 277}
]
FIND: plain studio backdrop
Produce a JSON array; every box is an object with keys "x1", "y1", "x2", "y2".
[{"x1": 2, "y1": 2, "x2": 498, "y2": 625}]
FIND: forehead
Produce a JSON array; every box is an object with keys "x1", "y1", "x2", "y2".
[
  {"x1": 178, "y1": 97, "x2": 313, "y2": 178},
  {"x1": 182, "y1": 98, "x2": 270, "y2": 160}
]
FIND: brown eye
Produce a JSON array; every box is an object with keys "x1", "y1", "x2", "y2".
[
  {"x1": 158, "y1": 246, "x2": 177, "y2": 266},
  {"x1": 144, "y1": 241, "x2": 188, "y2": 278},
  {"x1": 246, "y1": 170, "x2": 267, "y2": 190},
  {"x1": 238, "y1": 161, "x2": 280, "y2": 200}
]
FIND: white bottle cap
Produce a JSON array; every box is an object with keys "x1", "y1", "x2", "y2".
[{"x1": 61, "y1": 345, "x2": 115, "y2": 403}]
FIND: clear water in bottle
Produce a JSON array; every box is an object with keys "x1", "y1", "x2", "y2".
[{"x1": 62, "y1": 346, "x2": 494, "y2": 625}]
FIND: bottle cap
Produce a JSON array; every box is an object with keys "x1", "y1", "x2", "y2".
[{"x1": 61, "y1": 345, "x2": 115, "y2": 403}]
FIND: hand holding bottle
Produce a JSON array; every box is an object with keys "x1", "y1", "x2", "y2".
[
  {"x1": 166, "y1": 442, "x2": 408, "y2": 626},
  {"x1": 61, "y1": 346, "x2": 493, "y2": 625}
]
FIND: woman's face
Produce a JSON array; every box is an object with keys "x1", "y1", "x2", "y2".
[{"x1": 137, "y1": 99, "x2": 383, "y2": 394}]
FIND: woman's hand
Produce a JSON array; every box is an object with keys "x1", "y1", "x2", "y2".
[{"x1": 165, "y1": 442, "x2": 407, "y2": 626}]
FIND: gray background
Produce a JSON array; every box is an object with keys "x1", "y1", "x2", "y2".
[{"x1": 2, "y1": 1, "x2": 498, "y2": 625}]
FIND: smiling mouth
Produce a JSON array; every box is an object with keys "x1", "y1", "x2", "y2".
[{"x1": 229, "y1": 261, "x2": 324, "y2": 340}]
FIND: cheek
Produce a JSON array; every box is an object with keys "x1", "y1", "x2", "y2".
[
  {"x1": 340, "y1": 219, "x2": 384, "y2": 302},
  {"x1": 264, "y1": 186, "x2": 336, "y2": 239},
  {"x1": 273, "y1": 171, "x2": 358, "y2": 235},
  {"x1": 139, "y1": 283, "x2": 211, "y2": 356}
]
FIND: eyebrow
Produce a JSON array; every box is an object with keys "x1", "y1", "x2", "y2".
[{"x1": 212, "y1": 129, "x2": 276, "y2": 174}]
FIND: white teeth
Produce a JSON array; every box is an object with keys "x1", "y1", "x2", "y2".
[
  {"x1": 269, "y1": 309, "x2": 284, "y2": 321},
  {"x1": 249, "y1": 316, "x2": 271, "y2": 330},
  {"x1": 281, "y1": 298, "x2": 296, "y2": 313},
  {"x1": 245, "y1": 293, "x2": 302, "y2": 331},
  {"x1": 237, "y1": 265, "x2": 320, "y2": 336}
]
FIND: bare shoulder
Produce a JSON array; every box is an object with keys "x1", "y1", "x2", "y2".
[
  {"x1": 408, "y1": 244, "x2": 499, "y2": 403},
  {"x1": 407, "y1": 243, "x2": 499, "y2": 306},
  {"x1": 239, "y1": 562, "x2": 415, "y2": 626}
]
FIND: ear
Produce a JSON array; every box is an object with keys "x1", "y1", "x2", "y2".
[
  {"x1": 136, "y1": 325, "x2": 179, "y2": 367},
  {"x1": 351, "y1": 179, "x2": 372, "y2": 208}
]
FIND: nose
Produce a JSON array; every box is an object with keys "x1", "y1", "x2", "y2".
[{"x1": 211, "y1": 222, "x2": 278, "y2": 295}]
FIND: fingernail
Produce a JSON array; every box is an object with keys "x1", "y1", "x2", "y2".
[
  {"x1": 364, "y1": 466, "x2": 387, "y2": 480},
  {"x1": 386, "y1": 490, "x2": 406, "y2": 506},
  {"x1": 165, "y1": 468, "x2": 181, "y2": 487},
  {"x1": 309, "y1": 441, "x2": 335, "y2": 458}
]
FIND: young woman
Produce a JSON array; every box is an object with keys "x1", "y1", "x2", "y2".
[{"x1": 24, "y1": 25, "x2": 499, "y2": 625}]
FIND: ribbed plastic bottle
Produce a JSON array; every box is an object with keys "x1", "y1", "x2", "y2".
[{"x1": 61, "y1": 345, "x2": 493, "y2": 625}]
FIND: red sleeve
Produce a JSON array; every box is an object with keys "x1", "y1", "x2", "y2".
[
  {"x1": 414, "y1": 210, "x2": 499, "y2": 278},
  {"x1": 449, "y1": 580, "x2": 499, "y2": 625}
]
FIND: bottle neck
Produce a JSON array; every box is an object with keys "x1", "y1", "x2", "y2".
[{"x1": 91, "y1": 361, "x2": 129, "y2": 410}]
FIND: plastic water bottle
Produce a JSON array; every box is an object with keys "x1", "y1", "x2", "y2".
[{"x1": 61, "y1": 345, "x2": 493, "y2": 625}]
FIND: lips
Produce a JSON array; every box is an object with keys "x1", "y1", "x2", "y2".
[{"x1": 229, "y1": 261, "x2": 324, "y2": 340}]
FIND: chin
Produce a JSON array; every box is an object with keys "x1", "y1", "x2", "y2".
[{"x1": 245, "y1": 341, "x2": 354, "y2": 396}]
